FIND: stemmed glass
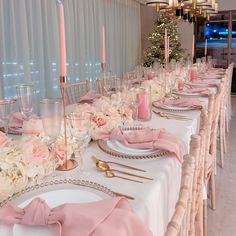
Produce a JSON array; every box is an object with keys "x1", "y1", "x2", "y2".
[
  {"x1": 103, "y1": 75, "x2": 118, "y2": 95},
  {"x1": 40, "y1": 99, "x2": 63, "y2": 145},
  {"x1": 67, "y1": 112, "x2": 91, "y2": 167},
  {"x1": 129, "y1": 88, "x2": 143, "y2": 120},
  {"x1": 0, "y1": 99, "x2": 17, "y2": 135},
  {"x1": 16, "y1": 84, "x2": 35, "y2": 121}
]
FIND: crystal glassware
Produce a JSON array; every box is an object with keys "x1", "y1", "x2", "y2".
[
  {"x1": 0, "y1": 98, "x2": 16, "y2": 135},
  {"x1": 40, "y1": 98, "x2": 63, "y2": 145},
  {"x1": 16, "y1": 84, "x2": 35, "y2": 121},
  {"x1": 67, "y1": 112, "x2": 91, "y2": 167}
]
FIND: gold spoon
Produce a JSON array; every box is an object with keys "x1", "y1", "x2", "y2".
[
  {"x1": 105, "y1": 170, "x2": 143, "y2": 183},
  {"x1": 95, "y1": 160, "x2": 153, "y2": 180},
  {"x1": 91, "y1": 156, "x2": 146, "y2": 172}
]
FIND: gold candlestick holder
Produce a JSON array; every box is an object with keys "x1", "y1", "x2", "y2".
[{"x1": 57, "y1": 76, "x2": 78, "y2": 171}]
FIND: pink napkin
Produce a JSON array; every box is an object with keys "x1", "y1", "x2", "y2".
[
  {"x1": 155, "y1": 97, "x2": 202, "y2": 109},
  {"x1": 98, "y1": 127, "x2": 184, "y2": 162},
  {"x1": 79, "y1": 90, "x2": 102, "y2": 103},
  {"x1": 179, "y1": 88, "x2": 211, "y2": 96},
  {"x1": 0, "y1": 197, "x2": 153, "y2": 236}
]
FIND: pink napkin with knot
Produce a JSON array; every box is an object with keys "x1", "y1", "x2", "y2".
[
  {"x1": 179, "y1": 88, "x2": 211, "y2": 96},
  {"x1": 154, "y1": 97, "x2": 202, "y2": 109},
  {"x1": 79, "y1": 90, "x2": 102, "y2": 103},
  {"x1": 98, "y1": 127, "x2": 184, "y2": 162},
  {"x1": 0, "y1": 197, "x2": 153, "y2": 236}
]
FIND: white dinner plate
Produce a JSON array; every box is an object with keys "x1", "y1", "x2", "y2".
[
  {"x1": 0, "y1": 182, "x2": 113, "y2": 236},
  {"x1": 107, "y1": 139, "x2": 157, "y2": 156}
]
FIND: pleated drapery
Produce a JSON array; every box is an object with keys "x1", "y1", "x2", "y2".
[{"x1": 0, "y1": 0, "x2": 141, "y2": 108}]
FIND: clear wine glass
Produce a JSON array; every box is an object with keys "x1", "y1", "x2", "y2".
[
  {"x1": 67, "y1": 112, "x2": 91, "y2": 167},
  {"x1": 16, "y1": 84, "x2": 35, "y2": 121},
  {"x1": 103, "y1": 75, "x2": 117, "y2": 95},
  {"x1": 40, "y1": 99, "x2": 63, "y2": 145},
  {"x1": 129, "y1": 88, "x2": 144, "y2": 120},
  {"x1": 0, "y1": 99, "x2": 16, "y2": 135}
]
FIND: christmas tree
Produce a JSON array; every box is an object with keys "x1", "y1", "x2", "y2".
[{"x1": 143, "y1": 14, "x2": 184, "y2": 67}]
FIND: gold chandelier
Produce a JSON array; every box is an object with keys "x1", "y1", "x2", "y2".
[{"x1": 146, "y1": 0, "x2": 219, "y2": 23}]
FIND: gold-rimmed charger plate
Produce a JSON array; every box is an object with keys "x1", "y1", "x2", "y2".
[
  {"x1": 152, "y1": 103, "x2": 201, "y2": 112},
  {"x1": 172, "y1": 89, "x2": 209, "y2": 98},
  {"x1": 97, "y1": 139, "x2": 170, "y2": 159},
  {"x1": 0, "y1": 179, "x2": 116, "y2": 208}
]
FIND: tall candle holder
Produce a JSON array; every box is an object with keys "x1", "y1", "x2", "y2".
[{"x1": 57, "y1": 76, "x2": 78, "y2": 171}]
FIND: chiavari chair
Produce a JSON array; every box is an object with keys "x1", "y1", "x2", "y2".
[
  {"x1": 64, "y1": 80, "x2": 90, "y2": 105},
  {"x1": 165, "y1": 155, "x2": 195, "y2": 236},
  {"x1": 219, "y1": 63, "x2": 234, "y2": 168}
]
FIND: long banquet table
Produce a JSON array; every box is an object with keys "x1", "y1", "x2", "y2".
[{"x1": 2, "y1": 85, "x2": 217, "y2": 236}]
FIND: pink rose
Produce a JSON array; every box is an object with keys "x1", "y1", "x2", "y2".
[
  {"x1": 91, "y1": 115, "x2": 107, "y2": 127},
  {"x1": 0, "y1": 131, "x2": 10, "y2": 146},
  {"x1": 51, "y1": 141, "x2": 67, "y2": 165},
  {"x1": 22, "y1": 139, "x2": 49, "y2": 165},
  {"x1": 23, "y1": 118, "x2": 44, "y2": 135}
]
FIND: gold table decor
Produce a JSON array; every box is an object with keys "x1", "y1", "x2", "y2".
[
  {"x1": 97, "y1": 139, "x2": 170, "y2": 160},
  {"x1": 57, "y1": 76, "x2": 78, "y2": 171},
  {"x1": 0, "y1": 178, "x2": 134, "y2": 207}
]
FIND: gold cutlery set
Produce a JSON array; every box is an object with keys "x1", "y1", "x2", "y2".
[
  {"x1": 92, "y1": 156, "x2": 154, "y2": 199},
  {"x1": 92, "y1": 156, "x2": 153, "y2": 183}
]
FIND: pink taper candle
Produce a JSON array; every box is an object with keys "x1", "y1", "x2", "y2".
[
  {"x1": 167, "y1": 36, "x2": 170, "y2": 62},
  {"x1": 192, "y1": 34, "x2": 195, "y2": 60},
  {"x1": 204, "y1": 39, "x2": 208, "y2": 57},
  {"x1": 164, "y1": 29, "x2": 168, "y2": 64},
  {"x1": 101, "y1": 26, "x2": 106, "y2": 64},
  {"x1": 58, "y1": 1, "x2": 67, "y2": 77}
]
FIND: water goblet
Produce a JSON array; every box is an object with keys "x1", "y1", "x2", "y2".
[
  {"x1": 103, "y1": 75, "x2": 117, "y2": 95},
  {"x1": 16, "y1": 84, "x2": 35, "y2": 121},
  {"x1": 0, "y1": 99, "x2": 17, "y2": 135},
  {"x1": 67, "y1": 112, "x2": 91, "y2": 167},
  {"x1": 129, "y1": 88, "x2": 145, "y2": 120},
  {"x1": 40, "y1": 98, "x2": 63, "y2": 145}
]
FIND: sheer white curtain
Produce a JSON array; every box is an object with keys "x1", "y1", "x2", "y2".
[{"x1": 0, "y1": 0, "x2": 141, "y2": 105}]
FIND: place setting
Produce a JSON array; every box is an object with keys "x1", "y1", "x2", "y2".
[{"x1": 152, "y1": 97, "x2": 202, "y2": 113}]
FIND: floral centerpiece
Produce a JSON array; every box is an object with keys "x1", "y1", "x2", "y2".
[{"x1": 0, "y1": 82, "x2": 165, "y2": 203}]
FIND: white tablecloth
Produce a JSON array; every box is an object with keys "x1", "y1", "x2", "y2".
[
  {"x1": 77, "y1": 104, "x2": 204, "y2": 236},
  {"x1": 9, "y1": 97, "x2": 208, "y2": 236}
]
